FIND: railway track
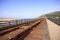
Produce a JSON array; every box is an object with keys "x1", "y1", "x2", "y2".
[
  {"x1": 24, "y1": 18, "x2": 50, "y2": 40},
  {"x1": 0, "y1": 18, "x2": 46, "y2": 40}
]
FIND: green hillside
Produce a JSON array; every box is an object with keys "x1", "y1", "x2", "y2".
[
  {"x1": 45, "y1": 11, "x2": 60, "y2": 19},
  {"x1": 39, "y1": 11, "x2": 60, "y2": 19}
]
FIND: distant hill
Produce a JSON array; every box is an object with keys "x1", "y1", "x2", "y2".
[
  {"x1": 39, "y1": 11, "x2": 60, "y2": 19},
  {"x1": 45, "y1": 11, "x2": 60, "y2": 18}
]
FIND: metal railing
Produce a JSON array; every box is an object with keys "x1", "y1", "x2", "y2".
[
  {"x1": 0, "y1": 19, "x2": 38, "y2": 29},
  {"x1": 47, "y1": 18, "x2": 60, "y2": 26}
]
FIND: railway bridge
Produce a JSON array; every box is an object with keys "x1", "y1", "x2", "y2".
[{"x1": 0, "y1": 18, "x2": 60, "y2": 40}]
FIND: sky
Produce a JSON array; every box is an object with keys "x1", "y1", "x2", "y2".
[{"x1": 0, "y1": 0, "x2": 60, "y2": 19}]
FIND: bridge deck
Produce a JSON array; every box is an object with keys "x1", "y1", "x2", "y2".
[
  {"x1": 0, "y1": 18, "x2": 60, "y2": 40},
  {"x1": 24, "y1": 20, "x2": 49, "y2": 40},
  {"x1": 0, "y1": 19, "x2": 41, "y2": 40},
  {"x1": 46, "y1": 19, "x2": 60, "y2": 40}
]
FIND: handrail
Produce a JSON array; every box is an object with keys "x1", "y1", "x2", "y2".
[{"x1": 47, "y1": 18, "x2": 60, "y2": 26}]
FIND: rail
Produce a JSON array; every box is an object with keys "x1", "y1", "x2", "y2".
[
  {"x1": 0, "y1": 18, "x2": 44, "y2": 40},
  {"x1": 11, "y1": 18, "x2": 44, "y2": 40}
]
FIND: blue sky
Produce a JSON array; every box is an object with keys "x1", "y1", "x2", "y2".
[{"x1": 0, "y1": 0, "x2": 60, "y2": 19}]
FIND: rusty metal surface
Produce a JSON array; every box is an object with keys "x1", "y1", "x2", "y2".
[
  {"x1": 0, "y1": 18, "x2": 46, "y2": 40},
  {"x1": 0, "y1": 20, "x2": 36, "y2": 40},
  {"x1": 0, "y1": 29, "x2": 24, "y2": 40},
  {"x1": 24, "y1": 20, "x2": 50, "y2": 40}
]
